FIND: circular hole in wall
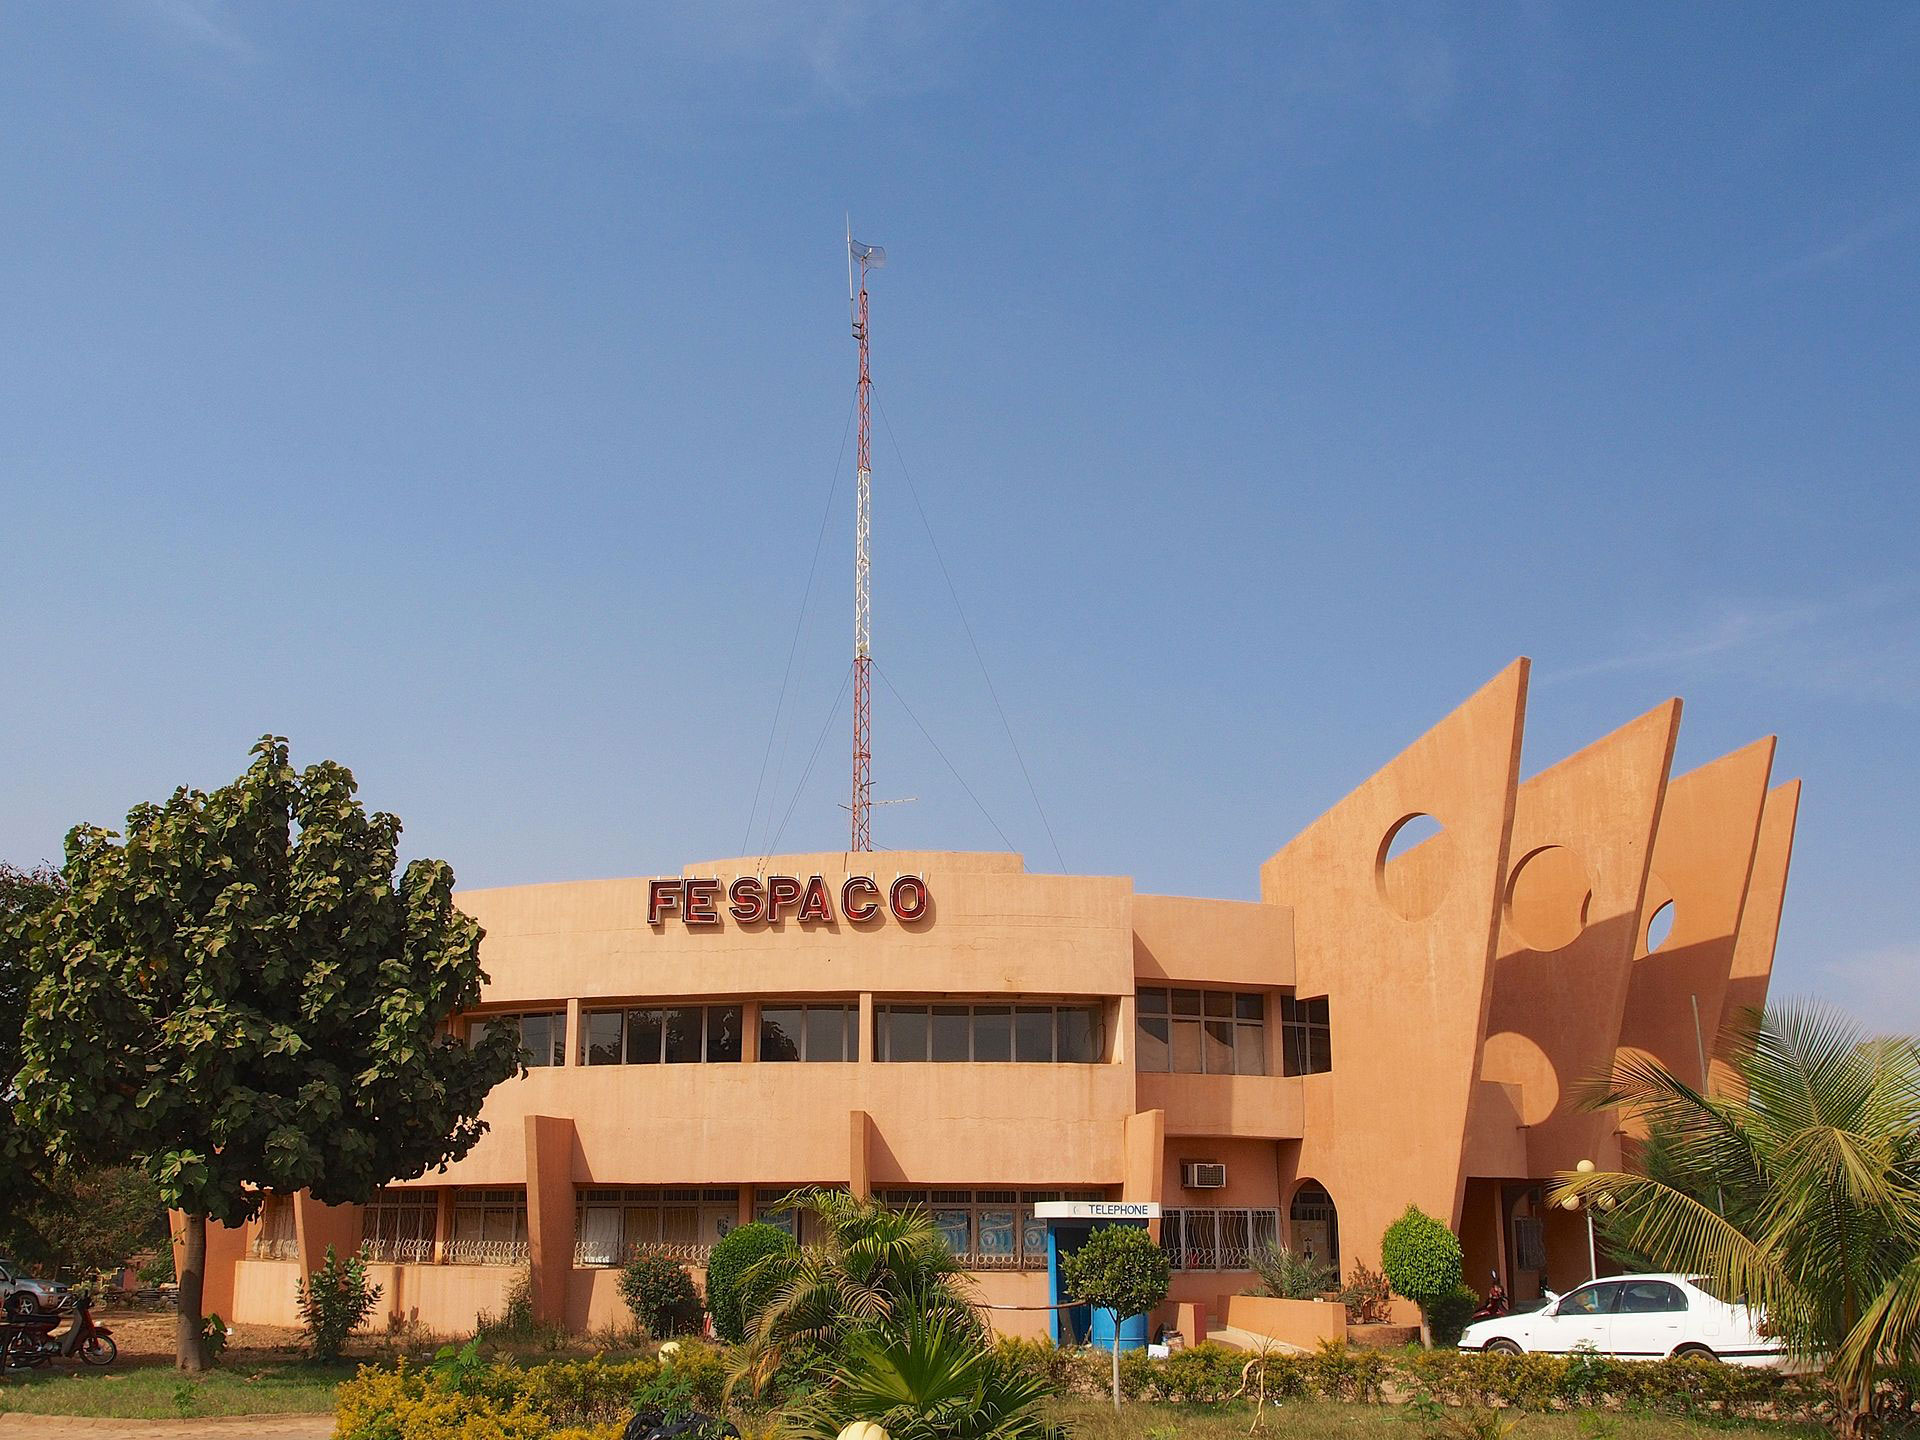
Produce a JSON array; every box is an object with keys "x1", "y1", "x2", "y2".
[
  {"x1": 1503, "y1": 845, "x2": 1593, "y2": 953},
  {"x1": 1644, "y1": 899, "x2": 1676, "y2": 953},
  {"x1": 1375, "y1": 812, "x2": 1452, "y2": 922},
  {"x1": 1481, "y1": 1031, "x2": 1560, "y2": 1126}
]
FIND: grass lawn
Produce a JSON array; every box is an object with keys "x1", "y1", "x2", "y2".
[
  {"x1": 0, "y1": 1356, "x2": 359, "y2": 1418},
  {"x1": 1050, "y1": 1399, "x2": 1825, "y2": 1440}
]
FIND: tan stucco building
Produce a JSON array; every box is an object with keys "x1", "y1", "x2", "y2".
[{"x1": 199, "y1": 659, "x2": 1799, "y2": 1341}]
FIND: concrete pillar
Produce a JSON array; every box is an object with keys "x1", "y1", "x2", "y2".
[
  {"x1": 848, "y1": 1110, "x2": 873, "y2": 1199},
  {"x1": 564, "y1": 998, "x2": 582, "y2": 1066},
  {"x1": 858, "y1": 992, "x2": 875, "y2": 1063},
  {"x1": 294, "y1": 1192, "x2": 363, "y2": 1278},
  {"x1": 737, "y1": 1189, "x2": 756, "y2": 1230},
  {"x1": 741, "y1": 1001, "x2": 760, "y2": 1064},
  {"x1": 1113, "y1": 993, "x2": 1136, "y2": 1067},
  {"x1": 1123, "y1": 1108, "x2": 1165, "y2": 1241},
  {"x1": 434, "y1": 1187, "x2": 455, "y2": 1265},
  {"x1": 524, "y1": 1114, "x2": 577, "y2": 1327}
]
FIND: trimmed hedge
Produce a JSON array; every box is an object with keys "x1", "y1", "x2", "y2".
[
  {"x1": 704, "y1": 1222, "x2": 795, "y2": 1343},
  {"x1": 335, "y1": 1347, "x2": 731, "y2": 1440},
  {"x1": 991, "y1": 1336, "x2": 1828, "y2": 1420}
]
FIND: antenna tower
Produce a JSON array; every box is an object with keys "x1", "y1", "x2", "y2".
[{"x1": 847, "y1": 224, "x2": 884, "y2": 852}]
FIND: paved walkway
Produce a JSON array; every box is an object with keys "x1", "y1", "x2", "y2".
[{"x1": 17, "y1": 1417, "x2": 332, "y2": 1440}]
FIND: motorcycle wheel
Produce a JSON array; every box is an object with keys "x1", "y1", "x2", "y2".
[{"x1": 80, "y1": 1334, "x2": 117, "y2": 1366}]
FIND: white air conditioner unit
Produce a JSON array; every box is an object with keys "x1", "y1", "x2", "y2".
[{"x1": 1180, "y1": 1161, "x2": 1227, "y2": 1190}]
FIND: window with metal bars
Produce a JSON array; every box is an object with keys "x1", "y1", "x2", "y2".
[
  {"x1": 1159, "y1": 1207, "x2": 1281, "y2": 1271},
  {"x1": 573, "y1": 1186, "x2": 741, "y2": 1266},
  {"x1": 361, "y1": 1187, "x2": 438, "y2": 1262},
  {"x1": 872, "y1": 1188, "x2": 1106, "y2": 1269}
]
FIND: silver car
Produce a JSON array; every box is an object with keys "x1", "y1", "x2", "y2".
[
  {"x1": 1459, "y1": 1273, "x2": 1786, "y2": 1366},
  {"x1": 0, "y1": 1258, "x2": 70, "y2": 1317}
]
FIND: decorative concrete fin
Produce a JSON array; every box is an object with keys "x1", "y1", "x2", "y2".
[
  {"x1": 1617, "y1": 737, "x2": 1775, "y2": 1096},
  {"x1": 1477, "y1": 698, "x2": 1681, "y2": 1178},
  {"x1": 1710, "y1": 779, "x2": 1801, "y2": 1093},
  {"x1": 1261, "y1": 658, "x2": 1528, "y2": 1249}
]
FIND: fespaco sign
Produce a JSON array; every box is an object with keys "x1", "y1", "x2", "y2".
[{"x1": 647, "y1": 873, "x2": 930, "y2": 928}]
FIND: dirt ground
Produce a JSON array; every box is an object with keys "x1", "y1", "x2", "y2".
[{"x1": 94, "y1": 1308, "x2": 310, "y2": 1364}]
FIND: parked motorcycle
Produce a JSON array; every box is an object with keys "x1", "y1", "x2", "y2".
[
  {"x1": 2, "y1": 1295, "x2": 116, "y2": 1368},
  {"x1": 1471, "y1": 1270, "x2": 1511, "y2": 1323}
]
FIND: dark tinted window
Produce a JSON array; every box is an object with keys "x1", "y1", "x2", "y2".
[
  {"x1": 1619, "y1": 1281, "x2": 1686, "y2": 1314},
  {"x1": 931, "y1": 1006, "x2": 970, "y2": 1062},
  {"x1": 972, "y1": 1007, "x2": 1012, "y2": 1062},
  {"x1": 583, "y1": 1011, "x2": 623, "y2": 1065},
  {"x1": 1014, "y1": 1007, "x2": 1054, "y2": 1062},
  {"x1": 760, "y1": 1007, "x2": 801, "y2": 1061},
  {"x1": 626, "y1": 1009, "x2": 663, "y2": 1064},
  {"x1": 662, "y1": 1007, "x2": 703, "y2": 1063},
  {"x1": 1059, "y1": 1007, "x2": 1101, "y2": 1063},
  {"x1": 706, "y1": 1006, "x2": 743, "y2": 1063},
  {"x1": 883, "y1": 1006, "x2": 930, "y2": 1061},
  {"x1": 804, "y1": 1005, "x2": 848, "y2": 1062}
]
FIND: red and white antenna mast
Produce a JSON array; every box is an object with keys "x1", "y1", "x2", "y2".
[{"x1": 848, "y1": 222, "x2": 884, "y2": 852}]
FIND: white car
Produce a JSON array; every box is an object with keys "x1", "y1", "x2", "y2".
[{"x1": 1459, "y1": 1273, "x2": 1785, "y2": 1366}]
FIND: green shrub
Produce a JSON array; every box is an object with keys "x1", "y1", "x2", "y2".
[
  {"x1": 1061, "y1": 1223, "x2": 1172, "y2": 1407},
  {"x1": 1425, "y1": 1281, "x2": 1481, "y2": 1349},
  {"x1": 617, "y1": 1249, "x2": 702, "y2": 1338},
  {"x1": 1306, "y1": 1339, "x2": 1390, "y2": 1402},
  {"x1": 1380, "y1": 1204, "x2": 1463, "y2": 1343},
  {"x1": 296, "y1": 1245, "x2": 382, "y2": 1362},
  {"x1": 1249, "y1": 1239, "x2": 1337, "y2": 1300},
  {"x1": 703, "y1": 1222, "x2": 793, "y2": 1343}
]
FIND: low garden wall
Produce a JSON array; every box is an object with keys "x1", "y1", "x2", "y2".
[{"x1": 1220, "y1": 1293, "x2": 1348, "y2": 1349}]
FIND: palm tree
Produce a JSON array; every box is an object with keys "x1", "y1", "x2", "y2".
[
  {"x1": 784, "y1": 1306, "x2": 1060, "y2": 1440},
  {"x1": 1552, "y1": 1002, "x2": 1920, "y2": 1434},
  {"x1": 728, "y1": 1190, "x2": 978, "y2": 1396}
]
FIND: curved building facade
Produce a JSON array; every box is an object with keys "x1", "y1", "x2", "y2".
[{"x1": 198, "y1": 659, "x2": 1800, "y2": 1342}]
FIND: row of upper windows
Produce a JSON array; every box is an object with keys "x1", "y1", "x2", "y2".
[{"x1": 471, "y1": 991, "x2": 1333, "y2": 1076}]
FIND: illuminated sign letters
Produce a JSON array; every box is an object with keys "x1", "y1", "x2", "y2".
[{"x1": 648, "y1": 873, "x2": 930, "y2": 928}]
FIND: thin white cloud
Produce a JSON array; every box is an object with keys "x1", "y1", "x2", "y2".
[
  {"x1": 1543, "y1": 582, "x2": 1920, "y2": 707},
  {"x1": 1760, "y1": 202, "x2": 1920, "y2": 285},
  {"x1": 131, "y1": 0, "x2": 258, "y2": 60}
]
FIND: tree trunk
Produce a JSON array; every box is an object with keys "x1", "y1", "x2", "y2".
[
  {"x1": 1110, "y1": 1313, "x2": 1122, "y2": 1410},
  {"x1": 176, "y1": 1211, "x2": 210, "y2": 1373}
]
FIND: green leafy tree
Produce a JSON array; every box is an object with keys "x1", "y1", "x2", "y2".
[
  {"x1": 1380, "y1": 1204, "x2": 1463, "y2": 1347},
  {"x1": 618, "y1": 1250, "x2": 702, "y2": 1337},
  {"x1": 15, "y1": 1164, "x2": 167, "y2": 1280},
  {"x1": 14, "y1": 738, "x2": 523, "y2": 1371},
  {"x1": 0, "y1": 861, "x2": 66, "y2": 1247},
  {"x1": 731, "y1": 1191, "x2": 975, "y2": 1397},
  {"x1": 1061, "y1": 1223, "x2": 1170, "y2": 1411},
  {"x1": 1553, "y1": 1003, "x2": 1920, "y2": 1436},
  {"x1": 296, "y1": 1244, "x2": 382, "y2": 1361},
  {"x1": 705, "y1": 1221, "x2": 795, "y2": 1343},
  {"x1": 787, "y1": 1306, "x2": 1059, "y2": 1440}
]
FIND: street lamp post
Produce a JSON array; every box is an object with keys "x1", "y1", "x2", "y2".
[{"x1": 1559, "y1": 1158, "x2": 1612, "y2": 1282}]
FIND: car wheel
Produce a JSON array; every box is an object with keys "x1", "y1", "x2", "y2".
[
  {"x1": 1674, "y1": 1344, "x2": 1719, "y2": 1363},
  {"x1": 2, "y1": 1292, "x2": 35, "y2": 1320},
  {"x1": 81, "y1": 1335, "x2": 118, "y2": 1366},
  {"x1": 1485, "y1": 1339, "x2": 1523, "y2": 1355}
]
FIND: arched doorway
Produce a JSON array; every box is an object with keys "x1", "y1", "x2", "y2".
[{"x1": 1289, "y1": 1180, "x2": 1340, "y2": 1273}]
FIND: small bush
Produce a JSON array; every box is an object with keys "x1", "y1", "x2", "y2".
[
  {"x1": 618, "y1": 1250, "x2": 703, "y2": 1338},
  {"x1": 1340, "y1": 1259, "x2": 1394, "y2": 1324},
  {"x1": 1307, "y1": 1339, "x2": 1390, "y2": 1402},
  {"x1": 1249, "y1": 1239, "x2": 1337, "y2": 1300},
  {"x1": 703, "y1": 1222, "x2": 793, "y2": 1343},
  {"x1": 296, "y1": 1245, "x2": 382, "y2": 1362},
  {"x1": 1380, "y1": 1204, "x2": 1464, "y2": 1312},
  {"x1": 1425, "y1": 1280, "x2": 1482, "y2": 1349}
]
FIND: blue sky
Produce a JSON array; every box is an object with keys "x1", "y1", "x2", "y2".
[{"x1": 2, "y1": 3, "x2": 1915, "y2": 1032}]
